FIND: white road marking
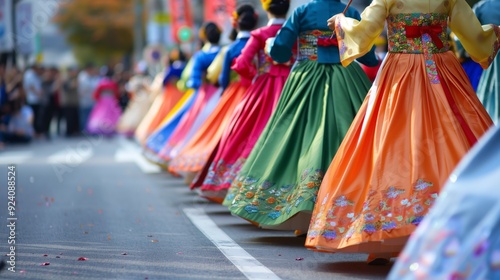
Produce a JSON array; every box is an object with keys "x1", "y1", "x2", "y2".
[
  {"x1": 47, "y1": 148, "x2": 94, "y2": 164},
  {"x1": 114, "y1": 137, "x2": 161, "y2": 174},
  {"x1": 0, "y1": 151, "x2": 34, "y2": 164},
  {"x1": 183, "y1": 207, "x2": 282, "y2": 280}
]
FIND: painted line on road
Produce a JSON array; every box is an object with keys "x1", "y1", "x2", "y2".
[
  {"x1": 47, "y1": 148, "x2": 94, "y2": 164},
  {"x1": 0, "y1": 151, "x2": 34, "y2": 164},
  {"x1": 114, "y1": 137, "x2": 161, "y2": 174},
  {"x1": 183, "y1": 207, "x2": 282, "y2": 280}
]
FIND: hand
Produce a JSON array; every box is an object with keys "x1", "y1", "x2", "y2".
[
  {"x1": 327, "y1": 14, "x2": 339, "y2": 31},
  {"x1": 265, "y1": 37, "x2": 275, "y2": 56}
]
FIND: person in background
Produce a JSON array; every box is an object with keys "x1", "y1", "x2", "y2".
[
  {"x1": 474, "y1": 0, "x2": 500, "y2": 123},
  {"x1": 23, "y1": 64, "x2": 43, "y2": 137},
  {"x1": 78, "y1": 63, "x2": 99, "y2": 133},
  {"x1": 113, "y1": 63, "x2": 131, "y2": 112},
  {"x1": 0, "y1": 64, "x2": 6, "y2": 107},
  {"x1": 38, "y1": 66, "x2": 60, "y2": 140},
  {"x1": 134, "y1": 48, "x2": 187, "y2": 145},
  {"x1": 5, "y1": 67, "x2": 23, "y2": 102},
  {"x1": 0, "y1": 96, "x2": 34, "y2": 147},
  {"x1": 61, "y1": 67, "x2": 80, "y2": 137},
  {"x1": 85, "y1": 67, "x2": 121, "y2": 136},
  {"x1": 116, "y1": 61, "x2": 152, "y2": 137}
]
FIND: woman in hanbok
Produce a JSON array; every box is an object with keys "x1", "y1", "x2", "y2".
[
  {"x1": 167, "y1": 5, "x2": 258, "y2": 187},
  {"x1": 135, "y1": 50, "x2": 186, "y2": 144},
  {"x1": 116, "y1": 61, "x2": 152, "y2": 137},
  {"x1": 305, "y1": 0, "x2": 498, "y2": 264},
  {"x1": 388, "y1": 125, "x2": 500, "y2": 279},
  {"x1": 86, "y1": 69, "x2": 121, "y2": 135},
  {"x1": 227, "y1": 0, "x2": 378, "y2": 233},
  {"x1": 153, "y1": 34, "x2": 229, "y2": 170},
  {"x1": 192, "y1": 0, "x2": 295, "y2": 203},
  {"x1": 144, "y1": 23, "x2": 221, "y2": 163},
  {"x1": 474, "y1": 0, "x2": 500, "y2": 123}
]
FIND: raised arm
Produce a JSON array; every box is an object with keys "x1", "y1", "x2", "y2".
[
  {"x1": 328, "y1": 0, "x2": 388, "y2": 66},
  {"x1": 450, "y1": 0, "x2": 500, "y2": 69}
]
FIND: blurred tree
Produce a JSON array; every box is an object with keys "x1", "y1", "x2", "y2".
[{"x1": 53, "y1": 0, "x2": 143, "y2": 66}]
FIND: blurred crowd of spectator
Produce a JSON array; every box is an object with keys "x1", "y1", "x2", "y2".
[{"x1": 0, "y1": 63, "x2": 133, "y2": 150}]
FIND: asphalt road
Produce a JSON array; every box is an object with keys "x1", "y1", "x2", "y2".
[{"x1": 0, "y1": 135, "x2": 392, "y2": 279}]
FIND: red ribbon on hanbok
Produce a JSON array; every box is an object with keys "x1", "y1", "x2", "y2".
[
  {"x1": 317, "y1": 37, "x2": 338, "y2": 47},
  {"x1": 405, "y1": 25, "x2": 444, "y2": 49}
]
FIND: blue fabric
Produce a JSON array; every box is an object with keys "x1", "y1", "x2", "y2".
[
  {"x1": 163, "y1": 61, "x2": 187, "y2": 86},
  {"x1": 145, "y1": 91, "x2": 198, "y2": 154},
  {"x1": 186, "y1": 46, "x2": 221, "y2": 89},
  {"x1": 219, "y1": 37, "x2": 250, "y2": 89},
  {"x1": 473, "y1": 0, "x2": 500, "y2": 25},
  {"x1": 270, "y1": 0, "x2": 378, "y2": 66},
  {"x1": 0, "y1": 83, "x2": 6, "y2": 106}
]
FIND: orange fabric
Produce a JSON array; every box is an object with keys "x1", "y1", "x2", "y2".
[
  {"x1": 168, "y1": 81, "x2": 248, "y2": 174},
  {"x1": 135, "y1": 84, "x2": 183, "y2": 144},
  {"x1": 305, "y1": 52, "x2": 493, "y2": 254}
]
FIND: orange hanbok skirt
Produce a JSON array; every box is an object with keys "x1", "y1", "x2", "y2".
[
  {"x1": 305, "y1": 52, "x2": 493, "y2": 254},
  {"x1": 135, "y1": 84, "x2": 183, "y2": 144}
]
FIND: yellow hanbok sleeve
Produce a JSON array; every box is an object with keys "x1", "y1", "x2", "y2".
[
  {"x1": 206, "y1": 46, "x2": 228, "y2": 85},
  {"x1": 449, "y1": 0, "x2": 500, "y2": 69},
  {"x1": 176, "y1": 58, "x2": 195, "y2": 92},
  {"x1": 334, "y1": 0, "x2": 388, "y2": 66}
]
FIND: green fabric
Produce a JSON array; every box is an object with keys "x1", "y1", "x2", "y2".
[
  {"x1": 477, "y1": 53, "x2": 500, "y2": 124},
  {"x1": 226, "y1": 61, "x2": 372, "y2": 226}
]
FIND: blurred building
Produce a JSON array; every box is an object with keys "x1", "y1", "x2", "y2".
[{"x1": 0, "y1": 0, "x2": 76, "y2": 68}]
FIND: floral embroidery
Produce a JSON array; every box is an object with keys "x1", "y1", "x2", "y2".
[
  {"x1": 308, "y1": 178, "x2": 438, "y2": 241},
  {"x1": 297, "y1": 30, "x2": 334, "y2": 61},
  {"x1": 322, "y1": 230, "x2": 337, "y2": 240},
  {"x1": 387, "y1": 13, "x2": 450, "y2": 84},
  {"x1": 387, "y1": 13, "x2": 450, "y2": 54},
  {"x1": 229, "y1": 167, "x2": 324, "y2": 222},
  {"x1": 385, "y1": 186, "x2": 406, "y2": 199},
  {"x1": 257, "y1": 50, "x2": 271, "y2": 75},
  {"x1": 335, "y1": 20, "x2": 349, "y2": 61}
]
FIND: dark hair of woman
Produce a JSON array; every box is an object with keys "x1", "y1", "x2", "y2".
[
  {"x1": 203, "y1": 22, "x2": 221, "y2": 44},
  {"x1": 268, "y1": 0, "x2": 290, "y2": 17},
  {"x1": 235, "y1": 4, "x2": 258, "y2": 31}
]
